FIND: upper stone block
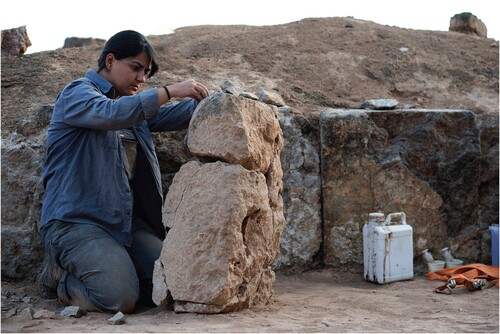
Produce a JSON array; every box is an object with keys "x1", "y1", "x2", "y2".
[{"x1": 187, "y1": 93, "x2": 283, "y2": 173}]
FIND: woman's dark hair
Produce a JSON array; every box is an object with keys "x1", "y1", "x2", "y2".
[{"x1": 97, "y1": 30, "x2": 158, "y2": 78}]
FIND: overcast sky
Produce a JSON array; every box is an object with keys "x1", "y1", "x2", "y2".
[{"x1": 1, "y1": 0, "x2": 498, "y2": 54}]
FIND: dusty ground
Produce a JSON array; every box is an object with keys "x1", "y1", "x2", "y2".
[{"x1": 1, "y1": 267, "x2": 499, "y2": 333}]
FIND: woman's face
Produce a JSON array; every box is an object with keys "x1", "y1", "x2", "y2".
[{"x1": 105, "y1": 51, "x2": 151, "y2": 97}]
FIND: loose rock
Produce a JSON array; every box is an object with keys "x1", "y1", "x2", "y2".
[
  {"x1": 61, "y1": 306, "x2": 87, "y2": 318},
  {"x1": 33, "y1": 309, "x2": 57, "y2": 319},
  {"x1": 107, "y1": 311, "x2": 126, "y2": 325},
  {"x1": 360, "y1": 98, "x2": 399, "y2": 110}
]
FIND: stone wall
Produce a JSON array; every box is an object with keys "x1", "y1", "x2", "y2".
[
  {"x1": 152, "y1": 93, "x2": 285, "y2": 313},
  {"x1": 1, "y1": 103, "x2": 498, "y2": 281},
  {"x1": 320, "y1": 109, "x2": 492, "y2": 267},
  {"x1": 274, "y1": 108, "x2": 322, "y2": 271}
]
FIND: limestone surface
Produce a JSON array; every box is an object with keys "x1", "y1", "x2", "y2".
[{"x1": 153, "y1": 93, "x2": 284, "y2": 313}]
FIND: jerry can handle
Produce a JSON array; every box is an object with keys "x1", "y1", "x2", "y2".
[{"x1": 383, "y1": 212, "x2": 406, "y2": 226}]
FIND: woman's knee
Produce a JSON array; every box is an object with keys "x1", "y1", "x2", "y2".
[
  {"x1": 104, "y1": 292, "x2": 138, "y2": 314},
  {"x1": 89, "y1": 275, "x2": 140, "y2": 313},
  {"x1": 46, "y1": 222, "x2": 142, "y2": 313}
]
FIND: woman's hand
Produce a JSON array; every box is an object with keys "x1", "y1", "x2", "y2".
[{"x1": 167, "y1": 79, "x2": 210, "y2": 102}]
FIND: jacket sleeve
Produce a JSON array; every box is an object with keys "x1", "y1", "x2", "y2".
[
  {"x1": 147, "y1": 99, "x2": 198, "y2": 132},
  {"x1": 59, "y1": 79, "x2": 159, "y2": 131}
]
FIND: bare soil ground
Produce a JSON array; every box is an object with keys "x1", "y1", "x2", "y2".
[{"x1": 1, "y1": 267, "x2": 498, "y2": 333}]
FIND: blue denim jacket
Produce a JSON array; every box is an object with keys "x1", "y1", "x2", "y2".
[{"x1": 40, "y1": 69, "x2": 197, "y2": 246}]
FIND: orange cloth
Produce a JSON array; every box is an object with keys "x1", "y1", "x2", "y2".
[{"x1": 427, "y1": 263, "x2": 499, "y2": 293}]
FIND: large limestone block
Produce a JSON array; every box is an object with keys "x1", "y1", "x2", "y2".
[
  {"x1": 1, "y1": 26, "x2": 32, "y2": 56},
  {"x1": 449, "y1": 12, "x2": 487, "y2": 38},
  {"x1": 63, "y1": 37, "x2": 105, "y2": 48},
  {"x1": 154, "y1": 160, "x2": 277, "y2": 313},
  {"x1": 275, "y1": 109, "x2": 322, "y2": 271},
  {"x1": 187, "y1": 93, "x2": 282, "y2": 173}
]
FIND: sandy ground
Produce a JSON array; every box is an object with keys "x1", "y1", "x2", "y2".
[{"x1": 1, "y1": 266, "x2": 498, "y2": 333}]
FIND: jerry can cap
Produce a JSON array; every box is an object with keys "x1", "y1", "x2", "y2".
[{"x1": 369, "y1": 212, "x2": 385, "y2": 223}]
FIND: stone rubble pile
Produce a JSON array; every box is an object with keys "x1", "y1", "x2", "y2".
[{"x1": 152, "y1": 91, "x2": 285, "y2": 313}]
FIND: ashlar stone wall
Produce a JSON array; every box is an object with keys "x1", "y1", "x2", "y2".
[
  {"x1": 320, "y1": 108, "x2": 493, "y2": 267},
  {"x1": 1, "y1": 92, "x2": 497, "y2": 283}
]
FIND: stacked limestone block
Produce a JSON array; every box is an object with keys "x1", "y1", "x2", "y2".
[{"x1": 152, "y1": 93, "x2": 285, "y2": 313}]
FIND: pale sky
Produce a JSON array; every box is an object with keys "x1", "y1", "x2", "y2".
[{"x1": 1, "y1": 0, "x2": 499, "y2": 54}]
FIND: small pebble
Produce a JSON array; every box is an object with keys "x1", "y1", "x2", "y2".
[
  {"x1": 18, "y1": 307, "x2": 34, "y2": 320},
  {"x1": 107, "y1": 311, "x2": 126, "y2": 325},
  {"x1": 33, "y1": 309, "x2": 57, "y2": 319},
  {"x1": 61, "y1": 306, "x2": 86, "y2": 318}
]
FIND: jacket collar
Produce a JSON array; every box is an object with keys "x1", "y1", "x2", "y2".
[{"x1": 86, "y1": 69, "x2": 116, "y2": 98}]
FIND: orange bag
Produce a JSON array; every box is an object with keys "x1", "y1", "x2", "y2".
[{"x1": 427, "y1": 263, "x2": 499, "y2": 294}]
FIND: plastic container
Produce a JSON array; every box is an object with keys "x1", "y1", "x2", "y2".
[
  {"x1": 421, "y1": 249, "x2": 434, "y2": 264},
  {"x1": 489, "y1": 225, "x2": 499, "y2": 266},
  {"x1": 441, "y1": 247, "x2": 454, "y2": 263},
  {"x1": 446, "y1": 259, "x2": 463, "y2": 268},
  {"x1": 427, "y1": 260, "x2": 445, "y2": 272},
  {"x1": 363, "y1": 212, "x2": 414, "y2": 284}
]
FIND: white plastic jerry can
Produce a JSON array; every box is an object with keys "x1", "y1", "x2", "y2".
[{"x1": 363, "y1": 212, "x2": 413, "y2": 284}]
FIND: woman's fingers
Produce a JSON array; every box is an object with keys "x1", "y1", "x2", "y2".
[
  {"x1": 194, "y1": 82, "x2": 209, "y2": 100},
  {"x1": 171, "y1": 79, "x2": 214, "y2": 101}
]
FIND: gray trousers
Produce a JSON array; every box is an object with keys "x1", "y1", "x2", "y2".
[{"x1": 41, "y1": 220, "x2": 162, "y2": 313}]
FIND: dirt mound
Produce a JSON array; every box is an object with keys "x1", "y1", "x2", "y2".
[
  {"x1": 1, "y1": 17, "x2": 498, "y2": 133},
  {"x1": 148, "y1": 17, "x2": 499, "y2": 113}
]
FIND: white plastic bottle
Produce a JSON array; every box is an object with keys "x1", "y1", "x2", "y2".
[
  {"x1": 442, "y1": 247, "x2": 454, "y2": 263},
  {"x1": 421, "y1": 249, "x2": 434, "y2": 264}
]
